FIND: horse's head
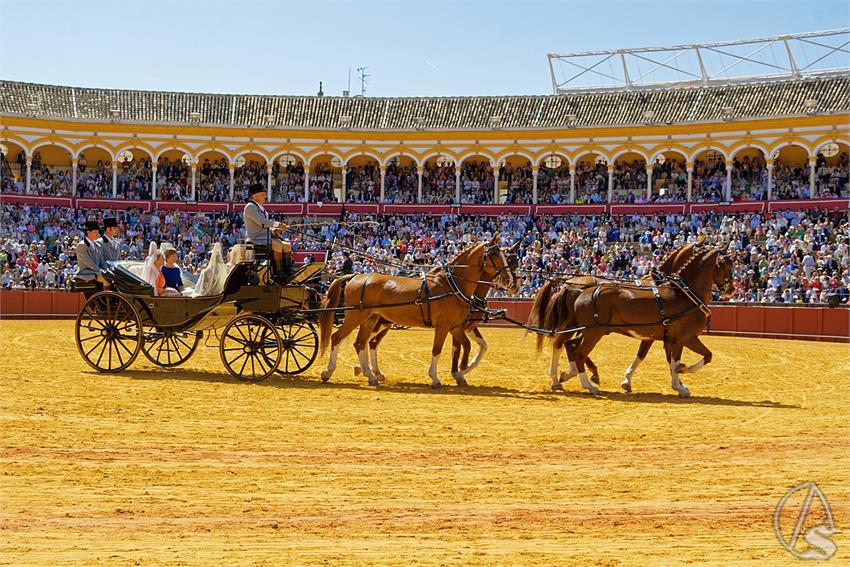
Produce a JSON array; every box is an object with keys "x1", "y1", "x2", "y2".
[
  {"x1": 482, "y1": 235, "x2": 520, "y2": 295},
  {"x1": 713, "y1": 249, "x2": 736, "y2": 298}
]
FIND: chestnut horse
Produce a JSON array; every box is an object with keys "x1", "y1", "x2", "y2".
[
  {"x1": 318, "y1": 234, "x2": 518, "y2": 388},
  {"x1": 566, "y1": 247, "x2": 735, "y2": 397},
  {"x1": 528, "y1": 240, "x2": 703, "y2": 391},
  {"x1": 352, "y1": 242, "x2": 520, "y2": 384}
]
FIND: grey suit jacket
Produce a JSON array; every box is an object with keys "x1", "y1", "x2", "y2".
[
  {"x1": 75, "y1": 238, "x2": 103, "y2": 280},
  {"x1": 98, "y1": 235, "x2": 121, "y2": 266},
  {"x1": 243, "y1": 200, "x2": 276, "y2": 244}
]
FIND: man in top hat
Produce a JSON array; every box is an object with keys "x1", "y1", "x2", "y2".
[
  {"x1": 99, "y1": 216, "x2": 121, "y2": 268},
  {"x1": 243, "y1": 183, "x2": 292, "y2": 280},
  {"x1": 75, "y1": 220, "x2": 108, "y2": 287}
]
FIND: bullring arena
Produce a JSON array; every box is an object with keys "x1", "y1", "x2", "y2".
[{"x1": 2, "y1": 21, "x2": 850, "y2": 566}]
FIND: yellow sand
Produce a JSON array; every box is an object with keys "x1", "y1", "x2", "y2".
[{"x1": 1, "y1": 320, "x2": 847, "y2": 566}]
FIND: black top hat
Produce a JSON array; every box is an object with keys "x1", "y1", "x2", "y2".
[
  {"x1": 248, "y1": 183, "x2": 265, "y2": 196},
  {"x1": 103, "y1": 217, "x2": 118, "y2": 229},
  {"x1": 84, "y1": 220, "x2": 100, "y2": 232}
]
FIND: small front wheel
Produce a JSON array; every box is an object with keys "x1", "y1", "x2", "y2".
[
  {"x1": 275, "y1": 320, "x2": 319, "y2": 376},
  {"x1": 219, "y1": 315, "x2": 282, "y2": 381}
]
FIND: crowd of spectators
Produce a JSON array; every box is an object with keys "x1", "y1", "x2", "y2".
[
  {"x1": 1, "y1": 202, "x2": 847, "y2": 305},
  {"x1": 2, "y1": 150, "x2": 846, "y2": 204}
]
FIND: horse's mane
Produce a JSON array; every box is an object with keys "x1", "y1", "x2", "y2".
[
  {"x1": 657, "y1": 242, "x2": 694, "y2": 273},
  {"x1": 674, "y1": 246, "x2": 720, "y2": 281}
]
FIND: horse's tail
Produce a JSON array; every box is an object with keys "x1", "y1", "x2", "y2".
[
  {"x1": 528, "y1": 279, "x2": 555, "y2": 353},
  {"x1": 544, "y1": 285, "x2": 579, "y2": 345},
  {"x1": 319, "y1": 274, "x2": 356, "y2": 354}
]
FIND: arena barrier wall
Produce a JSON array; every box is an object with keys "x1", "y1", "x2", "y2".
[
  {"x1": 1, "y1": 291, "x2": 847, "y2": 341},
  {"x1": 2, "y1": 195, "x2": 847, "y2": 216}
]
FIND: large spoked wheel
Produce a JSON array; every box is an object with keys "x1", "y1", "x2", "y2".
[
  {"x1": 142, "y1": 330, "x2": 201, "y2": 367},
  {"x1": 275, "y1": 320, "x2": 319, "y2": 376},
  {"x1": 219, "y1": 315, "x2": 282, "y2": 382},
  {"x1": 75, "y1": 291, "x2": 142, "y2": 373}
]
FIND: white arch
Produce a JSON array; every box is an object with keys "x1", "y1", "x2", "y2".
[
  {"x1": 270, "y1": 148, "x2": 309, "y2": 166},
  {"x1": 495, "y1": 149, "x2": 536, "y2": 165},
  {"x1": 610, "y1": 147, "x2": 650, "y2": 163},
  {"x1": 345, "y1": 149, "x2": 383, "y2": 165},
  {"x1": 74, "y1": 143, "x2": 116, "y2": 161},
  {"x1": 573, "y1": 149, "x2": 611, "y2": 165},
  {"x1": 154, "y1": 144, "x2": 196, "y2": 162},
  {"x1": 381, "y1": 151, "x2": 421, "y2": 167},
  {"x1": 688, "y1": 146, "x2": 730, "y2": 162},
  {"x1": 307, "y1": 149, "x2": 346, "y2": 166},
  {"x1": 729, "y1": 142, "x2": 769, "y2": 159},
  {"x1": 535, "y1": 150, "x2": 571, "y2": 167},
  {"x1": 769, "y1": 140, "x2": 811, "y2": 159},
  {"x1": 233, "y1": 148, "x2": 271, "y2": 163},
  {"x1": 30, "y1": 140, "x2": 77, "y2": 161},
  {"x1": 419, "y1": 150, "x2": 458, "y2": 166}
]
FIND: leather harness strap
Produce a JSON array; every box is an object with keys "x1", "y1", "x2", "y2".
[
  {"x1": 418, "y1": 272, "x2": 433, "y2": 327},
  {"x1": 651, "y1": 284, "x2": 670, "y2": 342}
]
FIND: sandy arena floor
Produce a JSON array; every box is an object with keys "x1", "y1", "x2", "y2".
[{"x1": 0, "y1": 319, "x2": 847, "y2": 566}]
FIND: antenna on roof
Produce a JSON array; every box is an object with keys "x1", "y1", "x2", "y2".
[
  {"x1": 317, "y1": 81, "x2": 324, "y2": 97},
  {"x1": 357, "y1": 66, "x2": 370, "y2": 97}
]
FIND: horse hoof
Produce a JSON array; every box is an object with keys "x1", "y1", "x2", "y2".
[
  {"x1": 320, "y1": 371, "x2": 332, "y2": 383},
  {"x1": 551, "y1": 382, "x2": 564, "y2": 392},
  {"x1": 368, "y1": 377, "x2": 380, "y2": 387},
  {"x1": 678, "y1": 387, "x2": 691, "y2": 398},
  {"x1": 590, "y1": 375, "x2": 600, "y2": 385},
  {"x1": 587, "y1": 386, "x2": 600, "y2": 396},
  {"x1": 676, "y1": 363, "x2": 687, "y2": 373},
  {"x1": 620, "y1": 381, "x2": 632, "y2": 393},
  {"x1": 431, "y1": 381, "x2": 443, "y2": 390},
  {"x1": 374, "y1": 372, "x2": 386, "y2": 382},
  {"x1": 559, "y1": 371, "x2": 573, "y2": 383},
  {"x1": 353, "y1": 366, "x2": 362, "y2": 376}
]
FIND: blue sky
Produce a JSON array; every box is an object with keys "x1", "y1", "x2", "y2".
[{"x1": 0, "y1": 0, "x2": 847, "y2": 96}]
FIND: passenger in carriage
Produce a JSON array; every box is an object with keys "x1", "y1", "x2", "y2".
[
  {"x1": 75, "y1": 220, "x2": 109, "y2": 289},
  {"x1": 243, "y1": 183, "x2": 292, "y2": 281},
  {"x1": 152, "y1": 251, "x2": 181, "y2": 297},
  {"x1": 161, "y1": 248, "x2": 184, "y2": 294}
]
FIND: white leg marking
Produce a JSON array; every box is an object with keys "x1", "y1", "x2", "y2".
[
  {"x1": 622, "y1": 356, "x2": 643, "y2": 392},
  {"x1": 358, "y1": 347, "x2": 379, "y2": 386},
  {"x1": 370, "y1": 348, "x2": 385, "y2": 381},
  {"x1": 681, "y1": 358, "x2": 705, "y2": 374},
  {"x1": 429, "y1": 355, "x2": 442, "y2": 388},
  {"x1": 671, "y1": 359, "x2": 690, "y2": 398},
  {"x1": 466, "y1": 335, "x2": 488, "y2": 372},
  {"x1": 549, "y1": 345, "x2": 564, "y2": 390},
  {"x1": 579, "y1": 371, "x2": 600, "y2": 395},
  {"x1": 321, "y1": 347, "x2": 338, "y2": 381},
  {"x1": 559, "y1": 360, "x2": 577, "y2": 384}
]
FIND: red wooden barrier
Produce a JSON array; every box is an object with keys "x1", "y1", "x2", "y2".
[{"x1": 0, "y1": 291, "x2": 848, "y2": 342}]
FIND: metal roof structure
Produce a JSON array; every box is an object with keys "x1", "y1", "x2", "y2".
[{"x1": 548, "y1": 29, "x2": 850, "y2": 93}]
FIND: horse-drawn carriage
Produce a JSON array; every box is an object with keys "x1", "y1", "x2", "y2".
[{"x1": 73, "y1": 247, "x2": 325, "y2": 381}]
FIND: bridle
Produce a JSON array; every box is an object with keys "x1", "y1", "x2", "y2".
[{"x1": 482, "y1": 244, "x2": 515, "y2": 292}]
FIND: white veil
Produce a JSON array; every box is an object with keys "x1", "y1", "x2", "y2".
[
  {"x1": 193, "y1": 242, "x2": 228, "y2": 296},
  {"x1": 142, "y1": 241, "x2": 160, "y2": 295}
]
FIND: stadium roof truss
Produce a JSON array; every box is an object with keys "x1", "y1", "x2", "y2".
[{"x1": 548, "y1": 29, "x2": 850, "y2": 93}]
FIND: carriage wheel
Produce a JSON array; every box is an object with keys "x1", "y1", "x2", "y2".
[
  {"x1": 219, "y1": 315, "x2": 282, "y2": 382},
  {"x1": 275, "y1": 320, "x2": 319, "y2": 376},
  {"x1": 75, "y1": 291, "x2": 142, "y2": 373},
  {"x1": 142, "y1": 330, "x2": 201, "y2": 367}
]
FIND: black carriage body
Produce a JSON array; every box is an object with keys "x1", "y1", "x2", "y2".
[{"x1": 73, "y1": 259, "x2": 323, "y2": 379}]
